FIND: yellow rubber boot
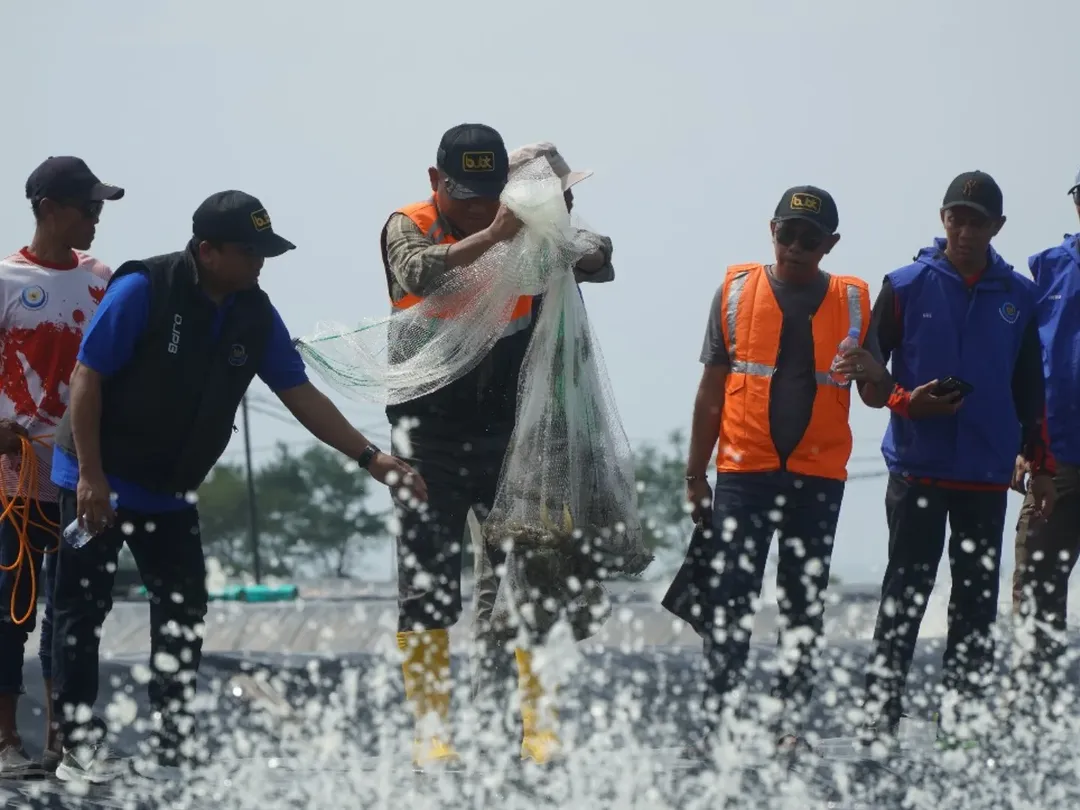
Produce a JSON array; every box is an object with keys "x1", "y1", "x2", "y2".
[
  {"x1": 515, "y1": 647, "x2": 561, "y2": 764},
  {"x1": 397, "y1": 629, "x2": 459, "y2": 768}
]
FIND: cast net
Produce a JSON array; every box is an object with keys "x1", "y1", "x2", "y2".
[{"x1": 295, "y1": 157, "x2": 652, "y2": 639}]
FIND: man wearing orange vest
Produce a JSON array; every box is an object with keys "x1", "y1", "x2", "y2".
[
  {"x1": 663, "y1": 186, "x2": 892, "y2": 762},
  {"x1": 378, "y1": 124, "x2": 612, "y2": 769}
]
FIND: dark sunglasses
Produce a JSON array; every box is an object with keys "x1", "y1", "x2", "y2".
[
  {"x1": 774, "y1": 220, "x2": 826, "y2": 251},
  {"x1": 43, "y1": 198, "x2": 104, "y2": 219}
]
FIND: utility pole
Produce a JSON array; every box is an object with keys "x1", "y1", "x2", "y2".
[{"x1": 241, "y1": 394, "x2": 263, "y2": 584}]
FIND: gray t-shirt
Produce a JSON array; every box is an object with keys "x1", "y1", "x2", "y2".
[{"x1": 700, "y1": 266, "x2": 879, "y2": 463}]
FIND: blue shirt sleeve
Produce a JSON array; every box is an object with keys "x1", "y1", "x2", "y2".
[
  {"x1": 77, "y1": 270, "x2": 152, "y2": 377},
  {"x1": 257, "y1": 306, "x2": 309, "y2": 392}
]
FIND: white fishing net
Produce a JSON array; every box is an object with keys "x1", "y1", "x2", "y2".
[
  {"x1": 296, "y1": 158, "x2": 596, "y2": 406},
  {"x1": 482, "y1": 241, "x2": 652, "y2": 640},
  {"x1": 296, "y1": 156, "x2": 653, "y2": 640}
]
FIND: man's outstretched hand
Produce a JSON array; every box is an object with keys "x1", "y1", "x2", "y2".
[{"x1": 369, "y1": 452, "x2": 428, "y2": 503}]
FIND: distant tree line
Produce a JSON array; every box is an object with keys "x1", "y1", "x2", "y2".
[{"x1": 197, "y1": 431, "x2": 699, "y2": 580}]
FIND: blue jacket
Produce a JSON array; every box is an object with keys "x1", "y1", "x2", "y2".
[
  {"x1": 1030, "y1": 234, "x2": 1080, "y2": 466},
  {"x1": 881, "y1": 238, "x2": 1039, "y2": 484}
]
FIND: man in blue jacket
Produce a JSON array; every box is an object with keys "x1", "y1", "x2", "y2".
[
  {"x1": 860, "y1": 171, "x2": 1055, "y2": 747},
  {"x1": 1011, "y1": 169, "x2": 1080, "y2": 694}
]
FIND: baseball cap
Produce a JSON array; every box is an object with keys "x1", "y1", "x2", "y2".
[
  {"x1": 942, "y1": 171, "x2": 1003, "y2": 218},
  {"x1": 192, "y1": 190, "x2": 296, "y2": 258},
  {"x1": 508, "y1": 142, "x2": 594, "y2": 191},
  {"x1": 436, "y1": 123, "x2": 509, "y2": 201},
  {"x1": 25, "y1": 156, "x2": 124, "y2": 203},
  {"x1": 773, "y1": 185, "x2": 839, "y2": 234},
  {"x1": 1067, "y1": 168, "x2": 1080, "y2": 196}
]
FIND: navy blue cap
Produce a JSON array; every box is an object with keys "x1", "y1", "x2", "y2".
[
  {"x1": 942, "y1": 171, "x2": 1003, "y2": 218},
  {"x1": 773, "y1": 185, "x2": 839, "y2": 234},
  {"x1": 192, "y1": 191, "x2": 296, "y2": 258},
  {"x1": 436, "y1": 124, "x2": 509, "y2": 201},
  {"x1": 26, "y1": 156, "x2": 124, "y2": 203}
]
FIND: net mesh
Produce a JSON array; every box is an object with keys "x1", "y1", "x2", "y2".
[
  {"x1": 483, "y1": 242, "x2": 652, "y2": 639},
  {"x1": 297, "y1": 158, "x2": 594, "y2": 407},
  {"x1": 295, "y1": 156, "x2": 652, "y2": 638}
]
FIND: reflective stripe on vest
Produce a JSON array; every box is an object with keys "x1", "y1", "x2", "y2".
[
  {"x1": 391, "y1": 199, "x2": 533, "y2": 339},
  {"x1": 716, "y1": 263, "x2": 871, "y2": 481}
]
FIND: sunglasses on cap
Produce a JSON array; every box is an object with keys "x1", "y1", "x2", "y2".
[{"x1": 773, "y1": 219, "x2": 826, "y2": 251}]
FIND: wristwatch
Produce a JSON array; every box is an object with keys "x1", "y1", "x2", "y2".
[{"x1": 356, "y1": 444, "x2": 381, "y2": 470}]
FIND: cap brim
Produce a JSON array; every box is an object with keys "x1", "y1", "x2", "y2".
[
  {"x1": 88, "y1": 182, "x2": 125, "y2": 201},
  {"x1": 942, "y1": 200, "x2": 993, "y2": 217},
  {"x1": 444, "y1": 175, "x2": 505, "y2": 201},
  {"x1": 249, "y1": 232, "x2": 296, "y2": 258},
  {"x1": 775, "y1": 214, "x2": 831, "y2": 234},
  {"x1": 561, "y1": 169, "x2": 594, "y2": 191},
  {"x1": 1068, "y1": 184, "x2": 1079, "y2": 196}
]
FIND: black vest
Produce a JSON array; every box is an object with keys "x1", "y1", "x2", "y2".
[{"x1": 55, "y1": 248, "x2": 273, "y2": 495}]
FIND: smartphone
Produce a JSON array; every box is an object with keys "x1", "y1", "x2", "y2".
[{"x1": 932, "y1": 376, "x2": 974, "y2": 399}]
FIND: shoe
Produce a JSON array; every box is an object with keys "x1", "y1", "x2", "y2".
[
  {"x1": 516, "y1": 648, "x2": 562, "y2": 765},
  {"x1": 55, "y1": 744, "x2": 128, "y2": 785},
  {"x1": 932, "y1": 713, "x2": 980, "y2": 752},
  {"x1": 0, "y1": 744, "x2": 47, "y2": 779},
  {"x1": 397, "y1": 629, "x2": 460, "y2": 769}
]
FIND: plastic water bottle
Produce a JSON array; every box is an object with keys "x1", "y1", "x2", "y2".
[
  {"x1": 62, "y1": 494, "x2": 118, "y2": 549},
  {"x1": 829, "y1": 327, "x2": 862, "y2": 385}
]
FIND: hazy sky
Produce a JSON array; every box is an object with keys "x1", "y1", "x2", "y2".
[{"x1": 4, "y1": 0, "x2": 1079, "y2": 585}]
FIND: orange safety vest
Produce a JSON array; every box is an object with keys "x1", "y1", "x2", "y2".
[
  {"x1": 717, "y1": 263, "x2": 871, "y2": 482},
  {"x1": 390, "y1": 199, "x2": 533, "y2": 334}
]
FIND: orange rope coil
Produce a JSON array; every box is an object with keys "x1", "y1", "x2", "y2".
[{"x1": 0, "y1": 434, "x2": 60, "y2": 625}]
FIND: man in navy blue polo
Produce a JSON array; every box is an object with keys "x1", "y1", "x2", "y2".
[
  {"x1": 48, "y1": 190, "x2": 427, "y2": 783},
  {"x1": 860, "y1": 171, "x2": 1055, "y2": 748}
]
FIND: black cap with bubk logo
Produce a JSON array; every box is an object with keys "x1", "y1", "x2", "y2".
[
  {"x1": 436, "y1": 123, "x2": 510, "y2": 201},
  {"x1": 941, "y1": 170, "x2": 1003, "y2": 218},
  {"x1": 25, "y1": 156, "x2": 124, "y2": 203},
  {"x1": 192, "y1": 190, "x2": 296, "y2": 258},
  {"x1": 773, "y1": 185, "x2": 839, "y2": 234}
]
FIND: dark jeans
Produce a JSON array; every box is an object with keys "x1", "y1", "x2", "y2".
[
  {"x1": 52, "y1": 489, "x2": 207, "y2": 764},
  {"x1": 392, "y1": 429, "x2": 510, "y2": 633},
  {"x1": 666, "y1": 471, "x2": 844, "y2": 734},
  {"x1": 1012, "y1": 462, "x2": 1080, "y2": 682},
  {"x1": 0, "y1": 500, "x2": 60, "y2": 693},
  {"x1": 864, "y1": 475, "x2": 1008, "y2": 729}
]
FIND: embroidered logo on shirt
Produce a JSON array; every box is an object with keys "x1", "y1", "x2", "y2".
[
  {"x1": 229, "y1": 344, "x2": 248, "y2": 367},
  {"x1": 999, "y1": 302, "x2": 1019, "y2": 324},
  {"x1": 19, "y1": 285, "x2": 48, "y2": 310}
]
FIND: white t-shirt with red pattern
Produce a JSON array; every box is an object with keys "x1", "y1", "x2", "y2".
[{"x1": 0, "y1": 248, "x2": 111, "y2": 502}]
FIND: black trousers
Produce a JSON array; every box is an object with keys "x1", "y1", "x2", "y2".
[
  {"x1": 664, "y1": 471, "x2": 844, "y2": 734},
  {"x1": 864, "y1": 474, "x2": 1007, "y2": 729},
  {"x1": 391, "y1": 429, "x2": 509, "y2": 633},
  {"x1": 1012, "y1": 462, "x2": 1080, "y2": 684},
  {"x1": 52, "y1": 489, "x2": 207, "y2": 764},
  {"x1": 0, "y1": 501, "x2": 60, "y2": 694}
]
